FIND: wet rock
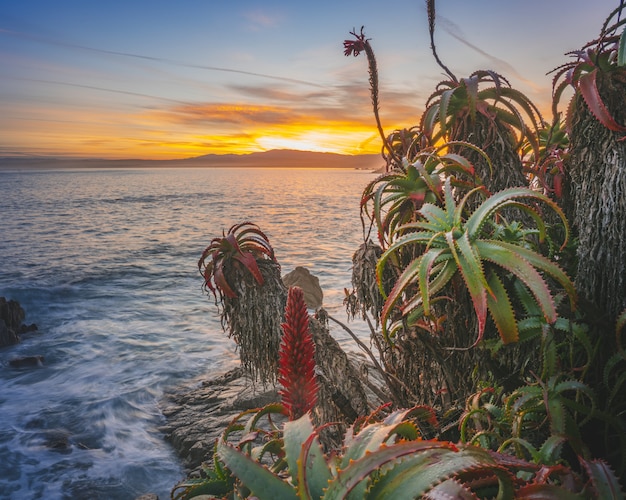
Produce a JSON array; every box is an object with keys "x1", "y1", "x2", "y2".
[
  {"x1": 42, "y1": 429, "x2": 72, "y2": 453},
  {"x1": 161, "y1": 332, "x2": 385, "y2": 473},
  {"x1": 282, "y1": 266, "x2": 323, "y2": 309},
  {"x1": 0, "y1": 297, "x2": 38, "y2": 347},
  {"x1": 134, "y1": 494, "x2": 159, "y2": 500},
  {"x1": 9, "y1": 355, "x2": 44, "y2": 368}
]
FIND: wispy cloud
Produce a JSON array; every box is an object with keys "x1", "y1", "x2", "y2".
[{"x1": 241, "y1": 9, "x2": 285, "y2": 31}]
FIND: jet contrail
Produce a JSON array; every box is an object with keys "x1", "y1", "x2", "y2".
[{"x1": 0, "y1": 27, "x2": 326, "y2": 88}]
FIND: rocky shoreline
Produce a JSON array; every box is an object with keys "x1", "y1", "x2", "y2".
[{"x1": 160, "y1": 352, "x2": 386, "y2": 471}]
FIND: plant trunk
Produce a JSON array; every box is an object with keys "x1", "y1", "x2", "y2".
[{"x1": 564, "y1": 69, "x2": 626, "y2": 321}]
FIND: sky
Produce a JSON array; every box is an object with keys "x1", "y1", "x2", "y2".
[{"x1": 0, "y1": 0, "x2": 621, "y2": 159}]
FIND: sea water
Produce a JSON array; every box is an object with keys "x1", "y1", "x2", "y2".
[{"x1": 0, "y1": 166, "x2": 376, "y2": 499}]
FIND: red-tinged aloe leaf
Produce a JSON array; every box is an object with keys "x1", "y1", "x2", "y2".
[
  {"x1": 379, "y1": 256, "x2": 423, "y2": 341},
  {"x1": 281, "y1": 414, "x2": 329, "y2": 498},
  {"x1": 214, "y1": 263, "x2": 238, "y2": 298},
  {"x1": 486, "y1": 271, "x2": 519, "y2": 345},
  {"x1": 216, "y1": 440, "x2": 298, "y2": 500},
  {"x1": 474, "y1": 241, "x2": 558, "y2": 324},
  {"x1": 479, "y1": 239, "x2": 577, "y2": 309},
  {"x1": 579, "y1": 70, "x2": 626, "y2": 133},
  {"x1": 233, "y1": 251, "x2": 264, "y2": 286},
  {"x1": 579, "y1": 457, "x2": 624, "y2": 500},
  {"x1": 447, "y1": 231, "x2": 489, "y2": 342},
  {"x1": 325, "y1": 440, "x2": 459, "y2": 499},
  {"x1": 515, "y1": 484, "x2": 586, "y2": 499},
  {"x1": 412, "y1": 161, "x2": 442, "y2": 202}
]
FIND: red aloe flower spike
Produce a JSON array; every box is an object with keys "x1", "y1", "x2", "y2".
[{"x1": 278, "y1": 286, "x2": 319, "y2": 420}]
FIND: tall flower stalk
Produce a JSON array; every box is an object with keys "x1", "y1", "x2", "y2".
[
  {"x1": 344, "y1": 27, "x2": 399, "y2": 167},
  {"x1": 278, "y1": 286, "x2": 319, "y2": 420}
]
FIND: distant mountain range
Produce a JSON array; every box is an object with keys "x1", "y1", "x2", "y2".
[{"x1": 0, "y1": 149, "x2": 384, "y2": 171}]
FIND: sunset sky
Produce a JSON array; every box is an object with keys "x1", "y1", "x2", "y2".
[{"x1": 0, "y1": 1, "x2": 620, "y2": 159}]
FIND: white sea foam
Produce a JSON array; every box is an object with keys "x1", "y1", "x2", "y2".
[{"x1": 0, "y1": 166, "x2": 374, "y2": 499}]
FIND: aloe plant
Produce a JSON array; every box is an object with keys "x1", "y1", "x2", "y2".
[
  {"x1": 551, "y1": 6, "x2": 626, "y2": 323},
  {"x1": 195, "y1": 404, "x2": 623, "y2": 499},
  {"x1": 360, "y1": 143, "x2": 481, "y2": 249},
  {"x1": 199, "y1": 222, "x2": 277, "y2": 300},
  {"x1": 377, "y1": 178, "x2": 577, "y2": 345},
  {"x1": 198, "y1": 222, "x2": 287, "y2": 384}
]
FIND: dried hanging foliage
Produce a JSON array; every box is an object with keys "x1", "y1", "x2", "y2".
[{"x1": 221, "y1": 258, "x2": 287, "y2": 385}]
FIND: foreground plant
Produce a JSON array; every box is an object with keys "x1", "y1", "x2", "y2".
[{"x1": 172, "y1": 403, "x2": 623, "y2": 499}]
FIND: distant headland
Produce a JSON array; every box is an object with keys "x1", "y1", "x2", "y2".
[{"x1": 0, "y1": 149, "x2": 383, "y2": 171}]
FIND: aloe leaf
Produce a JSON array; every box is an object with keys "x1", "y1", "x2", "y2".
[
  {"x1": 283, "y1": 414, "x2": 323, "y2": 491},
  {"x1": 419, "y1": 248, "x2": 446, "y2": 316},
  {"x1": 216, "y1": 440, "x2": 298, "y2": 500},
  {"x1": 486, "y1": 271, "x2": 519, "y2": 344},
  {"x1": 421, "y1": 103, "x2": 440, "y2": 137},
  {"x1": 214, "y1": 263, "x2": 238, "y2": 298},
  {"x1": 580, "y1": 458, "x2": 624, "y2": 499},
  {"x1": 474, "y1": 241, "x2": 558, "y2": 323},
  {"x1": 233, "y1": 252, "x2": 265, "y2": 286},
  {"x1": 379, "y1": 256, "x2": 422, "y2": 341},
  {"x1": 579, "y1": 70, "x2": 626, "y2": 133},
  {"x1": 323, "y1": 440, "x2": 457, "y2": 499},
  {"x1": 439, "y1": 88, "x2": 455, "y2": 135},
  {"x1": 538, "y1": 435, "x2": 567, "y2": 464},
  {"x1": 466, "y1": 187, "x2": 568, "y2": 243},
  {"x1": 447, "y1": 231, "x2": 488, "y2": 341},
  {"x1": 515, "y1": 484, "x2": 587, "y2": 499},
  {"x1": 480, "y1": 239, "x2": 576, "y2": 307},
  {"x1": 298, "y1": 429, "x2": 333, "y2": 500},
  {"x1": 364, "y1": 449, "x2": 451, "y2": 499},
  {"x1": 359, "y1": 445, "x2": 502, "y2": 499}
]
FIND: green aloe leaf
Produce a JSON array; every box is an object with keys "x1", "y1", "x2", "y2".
[
  {"x1": 216, "y1": 440, "x2": 298, "y2": 500},
  {"x1": 323, "y1": 440, "x2": 457, "y2": 499},
  {"x1": 580, "y1": 458, "x2": 624, "y2": 499},
  {"x1": 474, "y1": 240, "x2": 558, "y2": 324},
  {"x1": 486, "y1": 271, "x2": 519, "y2": 344}
]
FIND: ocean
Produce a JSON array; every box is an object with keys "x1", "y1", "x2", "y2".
[{"x1": 0, "y1": 166, "x2": 376, "y2": 499}]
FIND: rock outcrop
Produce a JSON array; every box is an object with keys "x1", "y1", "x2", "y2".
[
  {"x1": 282, "y1": 266, "x2": 323, "y2": 309},
  {"x1": 0, "y1": 297, "x2": 38, "y2": 348},
  {"x1": 161, "y1": 313, "x2": 386, "y2": 474}
]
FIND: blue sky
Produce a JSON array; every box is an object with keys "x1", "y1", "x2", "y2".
[{"x1": 0, "y1": 0, "x2": 620, "y2": 158}]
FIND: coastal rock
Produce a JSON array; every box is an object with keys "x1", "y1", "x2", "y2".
[
  {"x1": 9, "y1": 355, "x2": 44, "y2": 368},
  {"x1": 282, "y1": 266, "x2": 323, "y2": 309},
  {"x1": 0, "y1": 297, "x2": 38, "y2": 348}
]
